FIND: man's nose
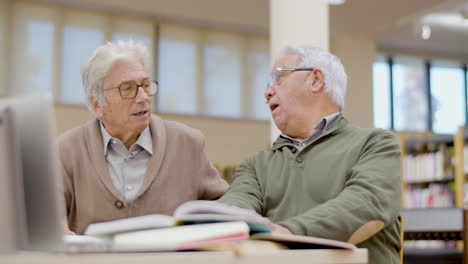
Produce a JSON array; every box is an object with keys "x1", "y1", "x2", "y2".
[
  {"x1": 264, "y1": 86, "x2": 275, "y2": 101},
  {"x1": 135, "y1": 87, "x2": 150, "y2": 102}
]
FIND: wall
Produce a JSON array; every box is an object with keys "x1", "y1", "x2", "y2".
[{"x1": 331, "y1": 34, "x2": 376, "y2": 128}]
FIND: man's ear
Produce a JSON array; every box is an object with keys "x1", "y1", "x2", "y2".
[
  {"x1": 90, "y1": 96, "x2": 103, "y2": 119},
  {"x1": 307, "y1": 68, "x2": 325, "y2": 93}
]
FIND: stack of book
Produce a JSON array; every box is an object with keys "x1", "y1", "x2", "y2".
[{"x1": 80, "y1": 201, "x2": 356, "y2": 252}]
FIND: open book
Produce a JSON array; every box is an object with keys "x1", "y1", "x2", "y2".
[
  {"x1": 173, "y1": 200, "x2": 272, "y2": 233},
  {"x1": 84, "y1": 200, "x2": 356, "y2": 251},
  {"x1": 85, "y1": 200, "x2": 270, "y2": 236},
  {"x1": 85, "y1": 214, "x2": 174, "y2": 237}
]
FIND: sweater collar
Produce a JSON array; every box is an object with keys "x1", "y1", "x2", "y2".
[
  {"x1": 85, "y1": 114, "x2": 167, "y2": 201},
  {"x1": 271, "y1": 113, "x2": 348, "y2": 151},
  {"x1": 99, "y1": 121, "x2": 153, "y2": 156},
  {"x1": 279, "y1": 112, "x2": 341, "y2": 149}
]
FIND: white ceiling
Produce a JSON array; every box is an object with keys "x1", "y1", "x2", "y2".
[{"x1": 59, "y1": 0, "x2": 468, "y2": 59}]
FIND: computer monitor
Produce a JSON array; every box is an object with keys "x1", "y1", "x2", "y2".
[
  {"x1": 0, "y1": 106, "x2": 27, "y2": 253},
  {"x1": 0, "y1": 94, "x2": 65, "y2": 252}
]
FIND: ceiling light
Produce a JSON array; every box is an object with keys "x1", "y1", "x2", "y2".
[
  {"x1": 328, "y1": 0, "x2": 346, "y2": 5},
  {"x1": 421, "y1": 13, "x2": 468, "y2": 29},
  {"x1": 421, "y1": 25, "x2": 431, "y2": 40}
]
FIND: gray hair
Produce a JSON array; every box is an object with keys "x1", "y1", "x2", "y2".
[
  {"x1": 279, "y1": 46, "x2": 347, "y2": 111},
  {"x1": 81, "y1": 40, "x2": 153, "y2": 115}
]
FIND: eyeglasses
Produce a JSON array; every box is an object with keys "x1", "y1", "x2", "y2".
[
  {"x1": 267, "y1": 67, "x2": 315, "y2": 90},
  {"x1": 105, "y1": 80, "x2": 158, "y2": 99}
]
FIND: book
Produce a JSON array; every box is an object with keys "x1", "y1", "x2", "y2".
[
  {"x1": 173, "y1": 200, "x2": 272, "y2": 233},
  {"x1": 85, "y1": 214, "x2": 174, "y2": 237},
  {"x1": 111, "y1": 226, "x2": 356, "y2": 252},
  {"x1": 84, "y1": 200, "x2": 270, "y2": 236},
  {"x1": 112, "y1": 221, "x2": 250, "y2": 252},
  {"x1": 64, "y1": 235, "x2": 113, "y2": 253},
  {"x1": 83, "y1": 200, "x2": 356, "y2": 252},
  {"x1": 173, "y1": 200, "x2": 262, "y2": 218},
  {"x1": 250, "y1": 233, "x2": 357, "y2": 250}
]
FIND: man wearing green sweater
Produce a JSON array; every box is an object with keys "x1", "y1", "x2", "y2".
[{"x1": 218, "y1": 46, "x2": 402, "y2": 264}]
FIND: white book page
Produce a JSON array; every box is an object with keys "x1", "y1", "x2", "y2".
[
  {"x1": 113, "y1": 222, "x2": 250, "y2": 251},
  {"x1": 174, "y1": 200, "x2": 262, "y2": 218},
  {"x1": 85, "y1": 214, "x2": 174, "y2": 236}
]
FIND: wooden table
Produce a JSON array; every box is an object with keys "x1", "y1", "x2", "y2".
[{"x1": 1, "y1": 249, "x2": 368, "y2": 264}]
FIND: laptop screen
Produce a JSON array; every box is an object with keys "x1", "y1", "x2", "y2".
[
  {"x1": 0, "y1": 106, "x2": 27, "y2": 252},
  {"x1": 0, "y1": 95, "x2": 65, "y2": 252}
]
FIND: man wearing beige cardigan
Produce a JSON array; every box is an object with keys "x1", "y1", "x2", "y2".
[{"x1": 58, "y1": 40, "x2": 228, "y2": 235}]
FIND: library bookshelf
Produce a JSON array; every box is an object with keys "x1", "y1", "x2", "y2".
[
  {"x1": 399, "y1": 126, "x2": 466, "y2": 209},
  {"x1": 398, "y1": 126, "x2": 467, "y2": 260}
]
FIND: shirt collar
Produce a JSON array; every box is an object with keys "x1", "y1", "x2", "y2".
[
  {"x1": 321, "y1": 112, "x2": 341, "y2": 131},
  {"x1": 100, "y1": 122, "x2": 113, "y2": 155},
  {"x1": 100, "y1": 122, "x2": 153, "y2": 155},
  {"x1": 280, "y1": 112, "x2": 341, "y2": 146},
  {"x1": 135, "y1": 126, "x2": 153, "y2": 155}
]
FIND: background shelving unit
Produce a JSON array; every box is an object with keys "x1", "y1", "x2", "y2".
[
  {"x1": 399, "y1": 127, "x2": 466, "y2": 209},
  {"x1": 399, "y1": 126, "x2": 468, "y2": 262}
]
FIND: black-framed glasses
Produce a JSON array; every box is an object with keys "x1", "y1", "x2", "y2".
[
  {"x1": 267, "y1": 67, "x2": 315, "y2": 90},
  {"x1": 106, "y1": 80, "x2": 158, "y2": 99}
]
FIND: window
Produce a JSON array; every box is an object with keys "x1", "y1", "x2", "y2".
[
  {"x1": 373, "y1": 54, "x2": 468, "y2": 133},
  {"x1": 157, "y1": 24, "x2": 198, "y2": 114},
  {"x1": 112, "y1": 18, "x2": 154, "y2": 54},
  {"x1": 10, "y1": 2, "x2": 56, "y2": 96},
  {"x1": 392, "y1": 56, "x2": 428, "y2": 132},
  {"x1": 372, "y1": 55, "x2": 391, "y2": 129},
  {"x1": 4, "y1": 1, "x2": 270, "y2": 121},
  {"x1": 157, "y1": 23, "x2": 270, "y2": 120},
  {"x1": 6, "y1": 1, "x2": 156, "y2": 105},
  {"x1": 203, "y1": 32, "x2": 242, "y2": 118},
  {"x1": 430, "y1": 60, "x2": 465, "y2": 134},
  {"x1": 61, "y1": 11, "x2": 107, "y2": 104},
  {"x1": 246, "y1": 38, "x2": 270, "y2": 120}
]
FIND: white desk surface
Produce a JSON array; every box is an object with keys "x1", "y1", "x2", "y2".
[{"x1": 1, "y1": 249, "x2": 368, "y2": 264}]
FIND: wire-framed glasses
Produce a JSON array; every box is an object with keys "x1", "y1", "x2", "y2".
[
  {"x1": 106, "y1": 80, "x2": 158, "y2": 99},
  {"x1": 267, "y1": 67, "x2": 315, "y2": 90}
]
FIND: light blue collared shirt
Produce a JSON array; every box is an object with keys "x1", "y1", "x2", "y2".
[
  {"x1": 280, "y1": 112, "x2": 341, "y2": 150},
  {"x1": 100, "y1": 122, "x2": 153, "y2": 205}
]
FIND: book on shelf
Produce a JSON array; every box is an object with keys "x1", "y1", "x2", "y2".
[
  {"x1": 403, "y1": 144, "x2": 454, "y2": 184},
  {"x1": 84, "y1": 200, "x2": 356, "y2": 251},
  {"x1": 403, "y1": 184, "x2": 455, "y2": 208}
]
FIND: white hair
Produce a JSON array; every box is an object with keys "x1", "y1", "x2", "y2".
[
  {"x1": 279, "y1": 46, "x2": 347, "y2": 111},
  {"x1": 81, "y1": 40, "x2": 153, "y2": 115}
]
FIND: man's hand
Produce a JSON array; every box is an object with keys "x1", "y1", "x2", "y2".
[
  {"x1": 270, "y1": 223, "x2": 292, "y2": 234},
  {"x1": 262, "y1": 217, "x2": 292, "y2": 234},
  {"x1": 64, "y1": 227, "x2": 76, "y2": 235}
]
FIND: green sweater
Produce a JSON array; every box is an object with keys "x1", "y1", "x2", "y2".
[{"x1": 219, "y1": 116, "x2": 402, "y2": 264}]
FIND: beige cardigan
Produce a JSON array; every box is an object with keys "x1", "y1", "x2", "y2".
[{"x1": 58, "y1": 115, "x2": 228, "y2": 234}]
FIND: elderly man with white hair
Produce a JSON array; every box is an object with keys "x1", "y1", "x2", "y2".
[
  {"x1": 218, "y1": 46, "x2": 402, "y2": 264},
  {"x1": 58, "y1": 40, "x2": 228, "y2": 235}
]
